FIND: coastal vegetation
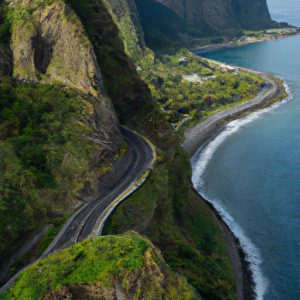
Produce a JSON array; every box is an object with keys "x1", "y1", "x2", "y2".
[
  {"x1": 0, "y1": 0, "x2": 121, "y2": 270},
  {"x1": 104, "y1": 148, "x2": 236, "y2": 299},
  {"x1": 26, "y1": 2, "x2": 237, "y2": 297},
  {"x1": 134, "y1": 0, "x2": 280, "y2": 51},
  {"x1": 0, "y1": 1, "x2": 237, "y2": 297},
  {"x1": 138, "y1": 50, "x2": 264, "y2": 127},
  {"x1": 3, "y1": 233, "x2": 198, "y2": 300},
  {"x1": 0, "y1": 0, "x2": 290, "y2": 299}
]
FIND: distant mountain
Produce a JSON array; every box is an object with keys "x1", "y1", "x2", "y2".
[{"x1": 135, "y1": 0, "x2": 281, "y2": 50}]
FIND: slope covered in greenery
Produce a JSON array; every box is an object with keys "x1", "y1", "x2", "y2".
[
  {"x1": 0, "y1": 77, "x2": 113, "y2": 264},
  {"x1": 0, "y1": 0, "x2": 120, "y2": 265},
  {"x1": 0, "y1": 0, "x2": 280, "y2": 299},
  {"x1": 21, "y1": 1, "x2": 237, "y2": 298},
  {"x1": 138, "y1": 50, "x2": 263, "y2": 126},
  {"x1": 101, "y1": 0, "x2": 146, "y2": 59},
  {"x1": 3, "y1": 233, "x2": 198, "y2": 300}
]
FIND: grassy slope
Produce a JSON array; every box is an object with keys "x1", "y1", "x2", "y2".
[
  {"x1": 65, "y1": 0, "x2": 153, "y2": 123},
  {"x1": 0, "y1": 1, "x2": 115, "y2": 266},
  {"x1": 101, "y1": 0, "x2": 145, "y2": 60},
  {"x1": 3, "y1": 233, "x2": 198, "y2": 300}
]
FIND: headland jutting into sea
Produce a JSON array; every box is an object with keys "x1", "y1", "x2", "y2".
[{"x1": 183, "y1": 62, "x2": 291, "y2": 299}]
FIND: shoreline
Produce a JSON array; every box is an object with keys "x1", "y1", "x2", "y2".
[
  {"x1": 191, "y1": 186, "x2": 255, "y2": 300},
  {"x1": 192, "y1": 28, "x2": 300, "y2": 55},
  {"x1": 183, "y1": 71, "x2": 286, "y2": 155},
  {"x1": 183, "y1": 68, "x2": 289, "y2": 299}
]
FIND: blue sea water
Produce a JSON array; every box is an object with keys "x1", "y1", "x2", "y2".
[
  {"x1": 192, "y1": 1, "x2": 300, "y2": 299},
  {"x1": 267, "y1": 0, "x2": 300, "y2": 27}
]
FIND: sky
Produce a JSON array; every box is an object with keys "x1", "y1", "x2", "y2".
[{"x1": 267, "y1": 0, "x2": 300, "y2": 26}]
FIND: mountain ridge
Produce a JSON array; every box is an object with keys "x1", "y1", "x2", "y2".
[{"x1": 135, "y1": 0, "x2": 281, "y2": 50}]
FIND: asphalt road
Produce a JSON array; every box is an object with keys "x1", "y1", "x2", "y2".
[
  {"x1": 42, "y1": 126, "x2": 153, "y2": 255},
  {"x1": 183, "y1": 73, "x2": 280, "y2": 154},
  {"x1": 0, "y1": 126, "x2": 154, "y2": 294}
]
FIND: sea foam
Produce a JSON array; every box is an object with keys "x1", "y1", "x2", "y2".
[{"x1": 191, "y1": 81, "x2": 292, "y2": 300}]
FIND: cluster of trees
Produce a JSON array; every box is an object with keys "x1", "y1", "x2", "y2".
[
  {"x1": 104, "y1": 147, "x2": 236, "y2": 299},
  {"x1": 0, "y1": 77, "x2": 104, "y2": 262},
  {"x1": 138, "y1": 50, "x2": 263, "y2": 125}
]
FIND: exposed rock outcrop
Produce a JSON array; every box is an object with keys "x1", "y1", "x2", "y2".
[
  {"x1": 156, "y1": 0, "x2": 276, "y2": 31},
  {"x1": 102, "y1": 0, "x2": 146, "y2": 58},
  {"x1": 66, "y1": 0, "x2": 153, "y2": 122},
  {"x1": 135, "y1": 0, "x2": 279, "y2": 50},
  {"x1": 8, "y1": 0, "x2": 120, "y2": 148}
]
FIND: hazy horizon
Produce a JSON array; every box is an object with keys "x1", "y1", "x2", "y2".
[{"x1": 268, "y1": 0, "x2": 300, "y2": 26}]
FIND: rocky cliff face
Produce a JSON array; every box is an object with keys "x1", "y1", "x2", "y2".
[
  {"x1": 157, "y1": 0, "x2": 275, "y2": 31},
  {"x1": 66, "y1": 0, "x2": 153, "y2": 123},
  {"x1": 8, "y1": 0, "x2": 120, "y2": 147},
  {"x1": 102, "y1": 0, "x2": 146, "y2": 58},
  {"x1": 135, "y1": 0, "x2": 278, "y2": 50},
  {"x1": 232, "y1": 0, "x2": 275, "y2": 30},
  {"x1": 157, "y1": 0, "x2": 238, "y2": 31}
]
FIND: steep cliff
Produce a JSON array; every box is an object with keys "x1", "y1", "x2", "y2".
[
  {"x1": 157, "y1": 0, "x2": 238, "y2": 31},
  {"x1": 65, "y1": 0, "x2": 154, "y2": 123},
  {"x1": 102, "y1": 0, "x2": 146, "y2": 58},
  {"x1": 135, "y1": 0, "x2": 279, "y2": 50},
  {"x1": 0, "y1": 0, "x2": 122, "y2": 265},
  {"x1": 8, "y1": 0, "x2": 120, "y2": 146},
  {"x1": 10, "y1": 0, "x2": 98, "y2": 94},
  {"x1": 0, "y1": 0, "x2": 274, "y2": 298}
]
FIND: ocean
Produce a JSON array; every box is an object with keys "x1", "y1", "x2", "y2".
[{"x1": 193, "y1": 1, "x2": 300, "y2": 299}]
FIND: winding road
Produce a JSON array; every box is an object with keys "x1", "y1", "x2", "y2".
[
  {"x1": 0, "y1": 66, "x2": 285, "y2": 296},
  {"x1": 42, "y1": 126, "x2": 155, "y2": 255},
  {"x1": 183, "y1": 66, "x2": 288, "y2": 300},
  {"x1": 0, "y1": 126, "x2": 156, "y2": 294},
  {"x1": 183, "y1": 71, "x2": 282, "y2": 155}
]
